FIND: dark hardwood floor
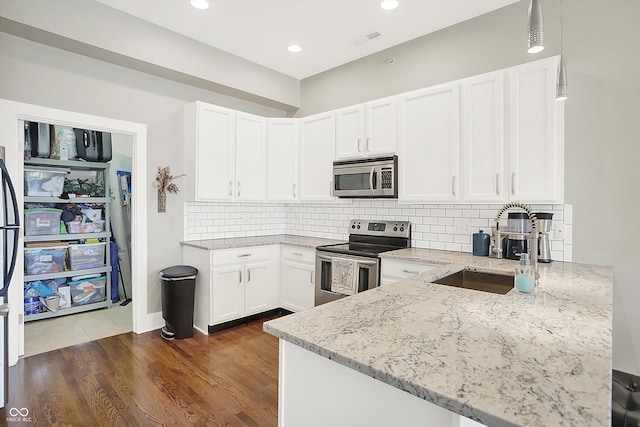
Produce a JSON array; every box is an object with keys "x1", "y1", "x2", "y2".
[{"x1": 3, "y1": 316, "x2": 280, "y2": 426}]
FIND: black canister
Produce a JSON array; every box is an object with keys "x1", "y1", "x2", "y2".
[{"x1": 472, "y1": 230, "x2": 491, "y2": 256}]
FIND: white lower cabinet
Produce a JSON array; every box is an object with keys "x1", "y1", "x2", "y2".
[
  {"x1": 280, "y1": 247, "x2": 315, "y2": 312},
  {"x1": 381, "y1": 259, "x2": 437, "y2": 286},
  {"x1": 184, "y1": 245, "x2": 279, "y2": 332}
]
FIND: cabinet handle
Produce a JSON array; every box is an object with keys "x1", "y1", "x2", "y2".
[
  {"x1": 366, "y1": 137, "x2": 371, "y2": 152},
  {"x1": 293, "y1": 183, "x2": 296, "y2": 198},
  {"x1": 237, "y1": 253, "x2": 251, "y2": 258},
  {"x1": 452, "y1": 176, "x2": 457, "y2": 197},
  {"x1": 239, "y1": 270, "x2": 242, "y2": 283},
  {"x1": 237, "y1": 181, "x2": 241, "y2": 197},
  {"x1": 292, "y1": 252, "x2": 303, "y2": 256},
  {"x1": 330, "y1": 180, "x2": 335, "y2": 197},
  {"x1": 310, "y1": 271, "x2": 314, "y2": 284},
  {"x1": 402, "y1": 269, "x2": 419, "y2": 275},
  {"x1": 228, "y1": 180, "x2": 232, "y2": 196},
  {"x1": 511, "y1": 173, "x2": 516, "y2": 195},
  {"x1": 247, "y1": 269, "x2": 251, "y2": 282},
  {"x1": 357, "y1": 138, "x2": 362, "y2": 152},
  {"x1": 496, "y1": 173, "x2": 501, "y2": 195}
]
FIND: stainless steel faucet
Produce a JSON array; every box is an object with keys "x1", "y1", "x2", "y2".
[{"x1": 490, "y1": 202, "x2": 540, "y2": 283}]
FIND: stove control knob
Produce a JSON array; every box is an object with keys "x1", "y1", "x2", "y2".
[
  {"x1": 357, "y1": 225, "x2": 361, "y2": 229},
  {"x1": 393, "y1": 226, "x2": 398, "y2": 231},
  {"x1": 400, "y1": 227, "x2": 405, "y2": 232},
  {"x1": 352, "y1": 224, "x2": 356, "y2": 229}
]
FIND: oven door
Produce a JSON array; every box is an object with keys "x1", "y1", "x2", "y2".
[{"x1": 315, "y1": 251, "x2": 380, "y2": 306}]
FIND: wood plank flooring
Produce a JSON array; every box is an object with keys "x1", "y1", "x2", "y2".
[{"x1": 3, "y1": 316, "x2": 280, "y2": 426}]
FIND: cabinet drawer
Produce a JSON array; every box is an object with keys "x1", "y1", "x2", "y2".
[
  {"x1": 382, "y1": 259, "x2": 437, "y2": 279},
  {"x1": 212, "y1": 246, "x2": 274, "y2": 266},
  {"x1": 281, "y1": 246, "x2": 315, "y2": 264}
]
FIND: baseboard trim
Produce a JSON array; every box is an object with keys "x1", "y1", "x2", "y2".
[{"x1": 207, "y1": 307, "x2": 293, "y2": 334}]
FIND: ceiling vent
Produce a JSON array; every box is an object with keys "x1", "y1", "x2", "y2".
[
  {"x1": 351, "y1": 30, "x2": 382, "y2": 46},
  {"x1": 366, "y1": 31, "x2": 382, "y2": 40}
]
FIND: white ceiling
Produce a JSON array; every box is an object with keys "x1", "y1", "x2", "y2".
[{"x1": 96, "y1": 0, "x2": 519, "y2": 80}]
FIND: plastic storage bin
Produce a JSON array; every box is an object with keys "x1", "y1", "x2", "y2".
[
  {"x1": 24, "y1": 167, "x2": 67, "y2": 197},
  {"x1": 24, "y1": 208, "x2": 63, "y2": 236},
  {"x1": 68, "y1": 242, "x2": 106, "y2": 271},
  {"x1": 24, "y1": 246, "x2": 67, "y2": 275},
  {"x1": 68, "y1": 276, "x2": 106, "y2": 305},
  {"x1": 67, "y1": 220, "x2": 105, "y2": 234}
]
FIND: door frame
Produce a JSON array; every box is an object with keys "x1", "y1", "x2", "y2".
[{"x1": 0, "y1": 99, "x2": 150, "y2": 366}]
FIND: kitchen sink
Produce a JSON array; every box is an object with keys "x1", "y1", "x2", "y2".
[{"x1": 432, "y1": 270, "x2": 513, "y2": 295}]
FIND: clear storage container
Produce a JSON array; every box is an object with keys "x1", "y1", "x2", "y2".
[
  {"x1": 68, "y1": 242, "x2": 106, "y2": 271},
  {"x1": 24, "y1": 167, "x2": 67, "y2": 197},
  {"x1": 67, "y1": 220, "x2": 105, "y2": 234},
  {"x1": 24, "y1": 208, "x2": 63, "y2": 236},
  {"x1": 24, "y1": 246, "x2": 68, "y2": 275},
  {"x1": 68, "y1": 276, "x2": 106, "y2": 305}
]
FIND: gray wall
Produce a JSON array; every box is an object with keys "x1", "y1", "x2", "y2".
[
  {"x1": 297, "y1": 0, "x2": 640, "y2": 375},
  {"x1": 0, "y1": 33, "x2": 288, "y2": 314}
]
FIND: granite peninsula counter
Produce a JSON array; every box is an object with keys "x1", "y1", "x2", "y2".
[{"x1": 264, "y1": 248, "x2": 613, "y2": 427}]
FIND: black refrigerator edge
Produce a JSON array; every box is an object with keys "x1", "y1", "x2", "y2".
[{"x1": 0, "y1": 145, "x2": 21, "y2": 409}]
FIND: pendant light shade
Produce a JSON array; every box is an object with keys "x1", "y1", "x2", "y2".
[
  {"x1": 556, "y1": 0, "x2": 568, "y2": 101},
  {"x1": 556, "y1": 57, "x2": 568, "y2": 100},
  {"x1": 528, "y1": 0, "x2": 544, "y2": 53}
]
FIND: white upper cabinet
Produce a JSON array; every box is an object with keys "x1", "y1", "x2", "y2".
[
  {"x1": 235, "y1": 111, "x2": 267, "y2": 201},
  {"x1": 508, "y1": 57, "x2": 564, "y2": 203},
  {"x1": 184, "y1": 102, "x2": 236, "y2": 201},
  {"x1": 299, "y1": 111, "x2": 336, "y2": 202},
  {"x1": 267, "y1": 119, "x2": 299, "y2": 202},
  {"x1": 184, "y1": 102, "x2": 266, "y2": 202},
  {"x1": 335, "y1": 97, "x2": 396, "y2": 160},
  {"x1": 460, "y1": 71, "x2": 505, "y2": 202},
  {"x1": 397, "y1": 84, "x2": 460, "y2": 203}
]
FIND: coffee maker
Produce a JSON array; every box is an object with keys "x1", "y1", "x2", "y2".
[
  {"x1": 503, "y1": 212, "x2": 531, "y2": 260},
  {"x1": 534, "y1": 212, "x2": 553, "y2": 263}
]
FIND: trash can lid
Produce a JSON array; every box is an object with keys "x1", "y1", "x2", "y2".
[{"x1": 159, "y1": 265, "x2": 199, "y2": 279}]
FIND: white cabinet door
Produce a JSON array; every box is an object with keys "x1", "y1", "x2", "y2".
[
  {"x1": 244, "y1": 260, "x2": 272, "y2": 315},
  {"x1": 335, "y1": 105, "x2": 365, "y2": 160},
  {"x1": 235, "y1": 112, "x2": 266, "y2": 201},
  {"x1": 211, "y1": 263, "x2": 245, "y2": 324},
  {"x1": 187, "y1": 103, "x2": 235, "y2": 201},
  {"x1": 299, "y1": 112, "x2": 336, "y2": 202},
  {"x1": 365, "y1": 97, "x2": 396, "y2": 157},
  {"x1": 281, "y1": 260, "x2": 315, "y2": 312},
  {"x1": 335, "y1": 98, "x2": 396, "y2": 160},
  {"x1": 267, "y1": 119, "x2": 299, "y2": 201},
  {"x1": 508, "y1": 58, "x2": 564, "y2": 202},
  {"x1": 461, "y1": 72, "x2": 505, "y2": 202},
  {"x1": 397, "y1": 84, "x2": 460, "y2": 202}
]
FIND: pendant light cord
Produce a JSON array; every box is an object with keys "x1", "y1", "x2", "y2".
[{"x1": 560, "y1": 0, "x2": 564, "y2": 56}]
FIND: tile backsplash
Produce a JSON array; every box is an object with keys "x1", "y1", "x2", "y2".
[{"x1": 184, "y1": 201, "x2": 573, "y2": 262}]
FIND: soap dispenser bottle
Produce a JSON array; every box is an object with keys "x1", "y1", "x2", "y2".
[{"x1": 515, "y1": 253, "x2": 535, "y2": 293}]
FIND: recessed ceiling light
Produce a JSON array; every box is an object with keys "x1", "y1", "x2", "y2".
[
  {"x1": 288, "y1": 44, "x2": 302, "y2": 53},
  {"x1": 380, "y1": 0, "x2": 399, "y2": 11},
  {"x1": 191, "y1": 0, "x2": 209, "y2": 10}
]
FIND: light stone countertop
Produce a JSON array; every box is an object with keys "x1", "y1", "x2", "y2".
[
  {"x1": 180, "y1": 234, "x2": 343, "y2": 251},
  {"x1": 264, "y1": 247, "x2": 613, "y2": 427}
]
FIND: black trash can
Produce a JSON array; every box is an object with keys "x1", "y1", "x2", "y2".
[{"x1": 159, "y1": 265, "x2": 198, "y2": 340}]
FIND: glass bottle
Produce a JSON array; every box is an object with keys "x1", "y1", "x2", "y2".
[{"x1": 515, "y1": 252, "x2": 535, "y2": 293}]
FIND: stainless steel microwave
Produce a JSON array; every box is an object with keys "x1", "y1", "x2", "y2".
[{"x1": 332, "y1": 155, "x2": 398, "y2": 198}]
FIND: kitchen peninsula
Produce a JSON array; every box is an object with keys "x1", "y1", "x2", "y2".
[{"x1": 264, "y1": 249, "x2": 613, "y2": 427}]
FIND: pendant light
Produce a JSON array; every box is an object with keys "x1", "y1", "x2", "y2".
[
  {"x1": 556, "y1": 0, "x2": 568, "y2": 101},
  {"x1": 527, "y1": 0, "x2": 544, "y2": 53}
]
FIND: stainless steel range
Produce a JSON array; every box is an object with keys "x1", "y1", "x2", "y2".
[{"x1": 315, "y1": 219, "x2": 411, "y2": 306}]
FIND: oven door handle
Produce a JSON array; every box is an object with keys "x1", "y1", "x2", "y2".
[{"x1": 317, "y1": 253, "x2": 378, "y2": 267}]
